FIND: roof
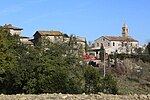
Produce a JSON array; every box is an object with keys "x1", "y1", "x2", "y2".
[
  {"x1": 104, "y1": 36, "x2": 138, "y2": 42},
  {"x1": 3, "y1": 24, "x2": 23, "y2": 30},
  {"x1": 21, "y1": 41, "x2": 34, "y2": 45},
  {"x1": 123, "y1": 23, "x2": 128, "y2": 28},
  {"x1": 76, "y1": 37, "x2": 86, "y2": 42},
  {"x1": 20, "y1": 36, "x2": 29, "y2": 38},
  {"x1": 35, "y1": 30, "x2": 62, "y2": 36}
]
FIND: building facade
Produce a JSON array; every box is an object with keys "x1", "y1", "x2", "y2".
[
  {"x1": 3, "y1": 24, "x2": 23, "y2": 35},
  {"x1": 90, "y1": 23, "x2": 139, "y2": 56},
  {"x1": 3, "y1": 24, "x2": 33, "y2": 46},
  {"x1": 33, "y1": 30, "x2": 63, "y2": 46}
]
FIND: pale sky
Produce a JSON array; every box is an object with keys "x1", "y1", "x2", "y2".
[{"x1": 0, "y1": 0, "x2": 150, "y2": 45}]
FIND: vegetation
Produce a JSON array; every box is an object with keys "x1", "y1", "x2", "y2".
[
  {"x1": 109, "y1": 53, "x2": 150, "y2": 95},
  {"x1": 99, "y1": 44, "x2": 105, "y2": 61},
  {"x1": 145, "y1": 42, "x2": 150, "y2": 55},
  {"x1": 0, "y1": 27, "x2": 149, "y2": 95},
  {"x1": 0, "y1": 27, "x2": 118, "y2": 94}
]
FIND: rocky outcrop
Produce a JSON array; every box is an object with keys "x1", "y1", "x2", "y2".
[{"x1": 0, "y1": 93, "x2": 149, "y2": 100}]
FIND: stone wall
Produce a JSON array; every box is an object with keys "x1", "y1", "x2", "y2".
[{"x1": 0, "y1": 93, "x2": 149, "y2": 100}]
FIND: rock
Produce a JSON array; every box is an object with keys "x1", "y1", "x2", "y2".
[
  {"x1": 82, "y1": 93, "x2": 85, "y2": 95},
  {"x1": 62, "y1": 95, "x2": 68, "y2": 99},
  {"x1": 139, "y1": 94, "x2": 147, "y2": 100},
  {"x1": 98, "y1": 92, "x2": 104, "y2": 95},
  {"x1": 19, "y1": 97, "x2": 27, "y2": 100},
  {"x1": 0, "y1": 93, "x2": 150, "y2": 100},
  {"x1": 147, "y1": 94, "x2": 150, "y2": 99}
]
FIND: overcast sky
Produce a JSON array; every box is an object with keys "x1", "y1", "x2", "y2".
[{"x1": 0, "y1": 0, "x2": 150, "y2": 45}]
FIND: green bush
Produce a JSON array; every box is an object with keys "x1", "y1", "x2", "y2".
[{"x1": 101, "y1": 74, "x2": 118, "y2": 94}]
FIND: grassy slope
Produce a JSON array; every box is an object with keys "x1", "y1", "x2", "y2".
[
  {"x1": 116, "y1": 76, "x2": 150, "y2": 95},
  {"x1": 115, "y1": 60, "x2": 150, "y2": 95}
]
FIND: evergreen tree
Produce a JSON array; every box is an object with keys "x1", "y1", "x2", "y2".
[
  {"x1": 0, "y1": 27, "x2": 19, "y2": 93},
  {"x1": 99, "y1": 44, "x2": 105, "y2": 61},
  {"x1": 147, "y1": 42, "x2": 150, "y2": 55},
  {"x1": 84, "y1": 67, "x2": 101, "y2": 93}
]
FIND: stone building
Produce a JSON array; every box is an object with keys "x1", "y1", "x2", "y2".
[
  {"x1": 20, "y1": 36, "x2": 34, "y2": 46},
  {"x1": 33, "y1": 30, "x2": 63, "y2": 46},
  {"x1": 2, "y1": 24, "x2": 33, "y2": 46},
  {"x1": 90, "y1": 23, "x2": 139, "y2": 56},
  {"x1": 67, "y1": 35, "x2": 87, "y2": 55},
  {"x1": 3, "y1": 24, "x2": 23, "y2": 35}
]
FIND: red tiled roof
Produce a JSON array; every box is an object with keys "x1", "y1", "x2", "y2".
[
  {"x1": 104, "y1": 36, "x2": 138, "y2": 42},
  {"x1": 35, "y1": 30, "x2": 62, "y2": 36},
  {"x1": 3, "y1": 24, "x2": 23, "y2": 30}
]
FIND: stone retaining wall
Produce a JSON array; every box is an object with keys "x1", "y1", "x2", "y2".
[{"x1": 0, "y1": 93, "x2": 149, "y2": 100}]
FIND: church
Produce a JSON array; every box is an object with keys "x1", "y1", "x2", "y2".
[{"x1": 90, "y1": 23, "x2": 139, "y2": 55}]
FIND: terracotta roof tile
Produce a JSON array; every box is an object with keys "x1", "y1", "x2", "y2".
[
  {"x1": 3, "y1": 24, "x2": 23, "y2": 30},
  {"x1": 36, "y1": 30, "x2": 62, "y2": 36},
  {"x1": 104, "y1": 36, "x2": 138, "y2": 42}
]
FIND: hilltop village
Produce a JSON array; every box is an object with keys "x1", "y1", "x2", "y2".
[
  {"x1": 2, "y1": 23, "x2": 149, "y2": 68},
  {"x1": 2, "y1": 23, "x2": 145, "y2": 56}
]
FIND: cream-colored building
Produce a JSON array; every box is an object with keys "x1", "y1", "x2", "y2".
[
  {"x1": 3, "y1": 24, "x2": 23, "y2": 35},
  {"x1": 33, "y1": 30, "x2": 63, "y2": 46},
  {"x1": 70, "y1": 36, "x2": 87, "y2": 55},
  {"x1": 20, "y1": 36, "x2": 34, "y2": 46},
  {"x1": 3, "y1": 24, "x2": 33, "y2": 45},
  {"x1": 90, "y1": 23, "x2": 139, "y2": 55}
]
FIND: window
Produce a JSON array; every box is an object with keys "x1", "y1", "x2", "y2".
[
  {"x1": 103, "y1": 38, "x2": 105, "y2": 41},
  {"x1": 108, "y1": 43, "x2": 110, "y2": 46},
  {"x1": 131, "y1": 43, "x2": 132, "y2": 46},
  {"x1": 92, "y1": 44, "x2": 95, "y2": 47},
  {"x1": 113, "y1": 42, "x2": 115, "y2": 46},
  {"x1": 97, "y1": 43, "x2": 99, "y2": 47},
  {"x1": 136, "y1": 44, "x2": 138, "y2": 47}
]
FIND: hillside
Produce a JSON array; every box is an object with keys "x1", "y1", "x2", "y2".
[{"x1": 113, "y1": 59, "x2": 150, "y2": 95}]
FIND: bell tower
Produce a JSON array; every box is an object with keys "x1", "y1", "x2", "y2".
[{"x1": 122, "y1": 23, "x2": 129, "y2": 37}]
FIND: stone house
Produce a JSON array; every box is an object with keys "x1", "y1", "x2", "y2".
[
  {"x1": 90, "y1": 23, "x2": 139, "y2": 56},
  {"x1": 20, "y1": 36, "x2": 34, "y2": 46},
  {"x1": 3, "y1": 24, "x2": 33, "y2": 46},
  {"x1": 3, "y1": 24, "x2": 23, "y2": 35},
  {"x1": 33, "y1": 30, "x2": 63, "y2": 46},
  {"x1": 68, "y1": 36, "x2": 87, "y2": 55}
]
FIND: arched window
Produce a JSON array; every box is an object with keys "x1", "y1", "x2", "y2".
[
  {"x1": 108, "y1": 43, "x2": 110, "y2": 46},
  {"x1": 113, "y1": 42, "x2": 115, "y2": 46},
  {"x1": 97, "y1": 43, "x2": 99, "y2": 47}
]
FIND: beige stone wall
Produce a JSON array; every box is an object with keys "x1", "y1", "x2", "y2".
[
  {"x1": 10, "y1": 29, "x2": 21, "y2": 35},
  {"x1": 0, "y1": 93, "x2": 149, "y2": 100}
]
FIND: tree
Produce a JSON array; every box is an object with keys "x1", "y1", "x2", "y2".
[
  {"x1": 99, "y1": 44, "x2": 105, "y2": 61},
  {"x1": 146, "y1": 42, "x2": 150, "y2": 55},
  {"x1": 101, "y1": 74, "x2": 118, "y2": 94},
  {"x1": 0, "y1": 27, "x2": 19, "y2": 93},
  {"x1": 84, "y1": 67, "x2": 101, "y2": 93},
  {"x1": 0, "y1": 30, "x2": 119, "y2": 94},
  {"x1": 84, "y1": 39, "x2": 89, "y2": 54}
]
